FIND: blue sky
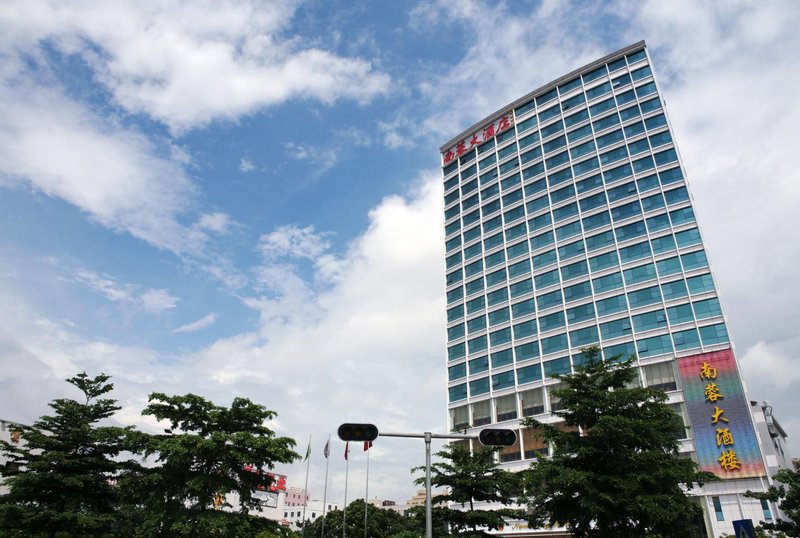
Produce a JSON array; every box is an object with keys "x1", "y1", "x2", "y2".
[{"x1": 1, "y1": 0, "x2": 799, "y2": 505}]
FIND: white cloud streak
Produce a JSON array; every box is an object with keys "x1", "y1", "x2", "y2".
[
  {"x1": 173, "y1": 313, "x2": 218, "y2": 334},
  {"x1": 73, "y1": 270, "x2": 179, "y2": 315},
  {"x1": 140, "y1": 289, "x2": 180, "y2": 314}
]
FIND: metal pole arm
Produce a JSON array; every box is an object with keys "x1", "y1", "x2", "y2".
[{"x1": 379, "y1": 432, "x2": 476, "y2": 440}]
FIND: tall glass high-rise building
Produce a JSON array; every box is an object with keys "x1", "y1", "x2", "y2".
[{"x1": 440, "y1": 41, "x2": 775, "y2": 536}]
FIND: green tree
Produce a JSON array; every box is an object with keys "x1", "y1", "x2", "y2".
[
  {"x1": 120, "y1": 392, "x2": 299, "y2": 537},
  {"x1": 0, "y1": 372, "x2": 139, "y2": 537},
  {"x1": 303, "y1": 498, "x2": 410, "y2": 537},
  {"x1": 521, "y1": 346, "x2": 714, "y2": 537},
  {"x1": 414, "y1": 443, "x2": 525, "y2": 536},
  {"x1": 746, "y1": 459, "x2": 800, "y2": 536},
  {"x1": 402, "y1": 505, "x2": 450, "y2": 537}
]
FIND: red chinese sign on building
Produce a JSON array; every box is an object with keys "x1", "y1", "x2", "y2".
[
  {"x1": 442, "y1": 114, "x2": 515, "y2": 165},
  {"x1": 243, "y1": 464, "x2": 287, "y2": 492}
]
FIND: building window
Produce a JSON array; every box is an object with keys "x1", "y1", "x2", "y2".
[
  {"x1": 495, "y1": 394, "x2": 518, "y2": 422},
  {"x1": 643, "y1": 361, "x2": 677, "y2": 391},
  {"x1": 471, "y1": 399, "x2": 491, "y2": 427},
  {"x1": 548, "y1": 383, "x2": 564, "y2": 412},
  {"x1": 712, "y1": 496, "x2": 724, "y2": 521},
  {"x1": 761, "y1": 499, "x2": 772, "y2": 521},
  {"x1": 522, "y1": 427, "x2": 548, "y2": 459},
  {"x1": 450, "y1": 406, "x2": 468, "y2": 432},
  {"x1": 519, "y1": 388, "x2": 545, "y2": 416}
]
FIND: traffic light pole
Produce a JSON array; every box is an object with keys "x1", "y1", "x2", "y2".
[
  {"x1": 378, "y1": 431, "x2": 475, "y2": 538},
  {"x1": 337, "y1": 424, "x2": 515, "y2": 538}
]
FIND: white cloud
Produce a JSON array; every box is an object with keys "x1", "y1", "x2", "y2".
[
  {"x1": 140, "y1": 289, "x2": 180, "y2": 313},
  {"x1": 0, "y1": 0, "x2": 391, "y2": 132},
  {"x1": 197, "y1": 212, "x2": 234, "y2": 235},
  {"x1": 283, "y1": 126, "x2": 372, "y2": 174},
  {"x1": 378, "y1": 117, "x2": 417, "y2": 150},
  {"x1": 284, "y1": 141, "x2": 339, "y2": 172},
  {"x1": 173, "y1": 313, "x2": 217, "y2": 334},
  {"x1": 258, "y1": 225, "x2": 333, "y2": 261},
  {"x1": 0, "y1": 78, "x2": 206, "y2": 256},
  {"x1": 74, "y1": 270, "x2": 133, "y2": 303},
  {"x1": 333, "y1": 126, "x2": 373, "y2": 148},
  {"x1": 73, "y1": 270, "x2": 180, "y2": 315},
  {"x1": 239, "y1": 157, "x2": 256, "y2": 173}
]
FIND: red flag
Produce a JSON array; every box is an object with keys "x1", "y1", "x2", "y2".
[
  {"x1": 363, "y1": 441, "x2": 372, "y2": 451},
  {"x1": 344, "y1": 441, "x2": 350, "y2": 460}
]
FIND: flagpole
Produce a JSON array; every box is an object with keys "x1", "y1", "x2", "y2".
[
  {"x1": 301, "y1": 434, "x2": 312, "y2": 536},
  {"x1": 320, "y1": 436, "x2": 330, "y2": 538},
  {"x1": 343, "y1": 442, "x2": 349, "y2": 538},
  {"x1": 363, "y1": 446, "x2": 369, "y2": 538}
]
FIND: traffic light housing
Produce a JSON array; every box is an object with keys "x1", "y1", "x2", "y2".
[
  {"x1": 337, "y1": 423, "x2": 379, "y2": 442},
  {"x1": 478, "y1": 428, "x2": 517, "y2": 446}
]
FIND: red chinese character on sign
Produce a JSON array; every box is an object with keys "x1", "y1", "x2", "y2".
[
  {"x1": 498, "y1": 115, "x2": 511, "y2": 131},
  {"x1": 469, "y1": 134, "x2": 480, "y2": 147},
  {"x1": 443, "y1": 150, "x2": 455, "y2": 164},
  {"x1": 268, "y1": 474, "x2": 287, "y2": 492},
  {"x1": 456, "y1": 140, "x2": 466, "y2": 156},
  {"x1": 482, "y1": 123, "x2": 495, "y2": 141}
]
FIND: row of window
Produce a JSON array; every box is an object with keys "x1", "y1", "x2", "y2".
[
  {"x1": 448, "y1": 307, "x2": 727, "y2": 375},
  {"x1": 449, "y1": 294, "x2": 721, "y2": 359},
  {"x1": 445, "y1": 104, "x2": 670, "y2": 217},
  {"x1": 448, "y1": 246, "x2": 709, "y2": 341},
  {"x1": 446, "y1": 144, "x2": 680, "y2": 228},
  {"x1": 454, "y1": 101, "x2": 667, "y2": 196},
  {"x1": 451, "y1": 359, "x2": 679, "y2": 430},
  {"x1": 447, "y1": 164, "x2": 686, "y2": 265},
  {"x1": 447, "y1": 239, "x2": 709, "y2": 333},
  {"x1": 446, "y1": 103, "x2": 669, "y2": 207},
  {"x1": 445, "y1": 81, "x2": 661, "y2": 198},
  {"x1": 448, "y1": 273, "x2": 720, "y2": 361},
  {"x1": 447, "y1": 210, "x2": 698, "y2": 301},
  {"x1": 447, "y1": 322, "x2": 728, "y2": 402},
  {"x1": 446, "y1": 193, "x2": 693, "y2": 292},
  {"x1": 445, "y1": 148, "x2": 681, "y2": 257},
  {"x1": 448, "y1": 180, "x2": 688, "y2": 286},
  {"x1": 448, "y1": 162, "x2": 682, "y2": 261}
]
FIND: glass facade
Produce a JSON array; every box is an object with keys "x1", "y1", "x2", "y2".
[{"x1": 440, "y1": 44, "x2": 745, "y2": 467}]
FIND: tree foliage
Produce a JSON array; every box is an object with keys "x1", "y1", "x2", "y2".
[
  {"x1": 120, "y1": 392, "x2": 300, "y2": 537},
  {"x1": 414, "y1": 443, "x2": 525, "y2": 536},
  {"x1": 0, "y1": 372, "x2": 301, "y2": 538},
  {"x1": 746, "y1": 459, "x2": 800, "y2": 536},
  {"x1": 521, "y1": 346, "x2": 714, "y2": 537},
  {"x1": 302, "y1": 498, "x2": 410, "y2": 537},
  {"x1": 0, "y1": 373, "x2": 139, "y2": 537}
]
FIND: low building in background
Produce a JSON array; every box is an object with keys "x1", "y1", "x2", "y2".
[{"x1": 283, "y1": 497, "x2": 340, "y2": 531}]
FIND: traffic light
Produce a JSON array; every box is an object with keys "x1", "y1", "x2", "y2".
[
  {"x1": 337, "y1": 423, "x2": 379, "y2": 442},
  {"x1": 478, "y1": 428, "x2": 517, "y2": 446}
]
